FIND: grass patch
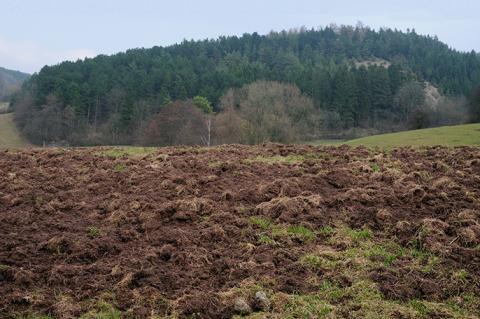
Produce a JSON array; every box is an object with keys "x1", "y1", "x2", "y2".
[
  {"x1": 208, "y1": 161, "x2": 224, "y2": 168},
  {"x1": 15, "y1": 315, "x2": 54, "y2": 319},
  {"x1": 271, "y1": 225, "x2": 288, "y2": 238},
  {"x1": 248, "y1": 217, "x2": 296, "y2": 245},
  {"x1": 113, "y1": 163, "x2": 126, "y2": 172},
  {"x1": 243, "y1": 154, "x2": 306, "y2": 165},
  {"x1": 277, "y1": 224, "x2": 479, "y2": 318},
  {"x1": 249, "y1": 219, "x2": 316, "y2": 243},
  {"x1": 0, "y1": 263, "x2": 10, "y2": 271},
  {"x1": 243, "y1": 152, "x2": 326, "y2": 165},
  {"x1": 301, "y1": 254, "x2": 339, "y2": 271},
  {"x1": 318, "y1": 280, "x2": 344, "y2": 302},
  {"x1": 326, "y1": 226, "x2": 373, "y2": 246},
  {"x1": 99, "y1": 147, "x2": 156, "y2": 158},
  {"x1": 364, "y1": 243, "x2": 404, "y2": 266},
  {"x1": 302, "y1": 254, "x2": 323, "y2": 268},
  {"x1": 258, "y1": 234, "x2": 276, "y2": 245},
  {"x1": 370, "y1": 162, "x2": 380, "y2": 172},
  {"x1": 80, "y1": 301, "x2": 121, "y2": 319},
  {"x1": 345, "y1": 228, "x2": 373, "y2": 242},
  {"x1": 87, "y1": 226, "x2": 101, "y2": 238},
  {"x1": 248, "y1": 223, "x2": 479, "y2": 318},
  {"x1": 409, "y1": 299, "x2": 430, "y2": 317},
  {"x1": 308, "y1": 139, "x2": 345, "y2": 146},
  {"x1": 452, "y1": 269, "x2": 469, "y2": 284},
  {"x1": 287, "y1": 225, "x2": 316, "y2": 241},
  {"x1": 317, "y1": 225, "x2": 335, "y2": 236},
  {"x1": 282, "y1": 294, "x2": 333, "y2": 318},
  {"x1": 409, "y1": 246, "x2": 440, "y2": 274},
  {"x1": 343, "y1": 123, "x2": 480, "y2": 149},
  {"x1": 249, "y1": 216, "x2": 271, "y2": 230},
  {"x1": 0, "y1": 113, "x2": 30, "y2": 148}
]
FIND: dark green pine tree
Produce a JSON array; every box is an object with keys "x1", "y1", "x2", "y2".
[
  {"x1": 12, "y1": 25, "x2": 480, "y2": 144},
  {"x1": 388, "y1": 62, "x2": 409, "y2": 93},
  {"x1": 470, "y1": 86, "x2": 480, "y2": 122},
  {"x1": 119, "y1": 101, "x2": 134, "y2": 133},
  {"x1": 354, "y1": 66, "x2": 372, "y2": 126},
  {"x1": 369, "y1": 66, "x2": 392, "y2": 122},
  {"x1": 333, "y1": 66, "x2": 358, "y2": 128},
  {"x1": 312, "y1": 66, "x2": 332, "y2": 109}
]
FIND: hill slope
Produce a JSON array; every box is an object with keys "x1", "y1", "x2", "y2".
[
  {"x1": 0, "y1": 67, "x2": 29, "y2": 101},
  {"x1": 1, "y1": 145, "x2": 479, "y2": 318},
  {"x1": 0, "y1": 113, "x2": 30, "y2": 148},
  {"x1": 344, "y1": 123, "x2": 480, "y2": 148},
  {"x1": 13, "y1": 25, "x2": 480, "y2": 145}
]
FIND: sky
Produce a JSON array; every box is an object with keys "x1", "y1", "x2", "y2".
[{"x1": 1, "y1": 0, "x2": 479, "y2": 74}]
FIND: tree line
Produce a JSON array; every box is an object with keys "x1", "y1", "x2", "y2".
[
  {"x1": 11, "y1": 24, "x2": 480, "y2": 145},
  {"x1": 0, "y1": 67, "x2": 29, "y2": 103}
]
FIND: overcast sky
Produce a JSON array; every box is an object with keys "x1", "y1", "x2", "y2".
[{"x1": 1, "y1": 0, "x2": 479, "y2": 73}]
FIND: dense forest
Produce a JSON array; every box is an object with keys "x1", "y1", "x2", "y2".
[
  {"x1": 11, "y1": 24, "x2": 480, "y2": 145},
  {"x1": 0, "y1": 67, "x2": 29, "y2": 103}
]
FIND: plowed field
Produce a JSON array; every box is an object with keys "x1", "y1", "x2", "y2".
[{"x1": 1, "y1": 145, "x2": 479, "y2": 318}]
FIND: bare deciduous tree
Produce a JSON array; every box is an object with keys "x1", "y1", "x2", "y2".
[
  {"x1": 393, "y1": 81, "x2": 425, "y2": 121},
  {"x1": 137, "y1": 100, "x2": 207, "y2": 146},
  {"x1": 216, "y1": 81, "x2": 321, "y2": 144},
  {"x1": 212, "y1": 107, "x2": 249, "y2": 145}
]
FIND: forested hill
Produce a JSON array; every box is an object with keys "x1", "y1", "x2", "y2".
[
  {"x1": 0, "y1": 67, "x2": 29, "y2": 101},
  {"x1": 12, "y1": 25, "x2": 480, "y2": 145}
]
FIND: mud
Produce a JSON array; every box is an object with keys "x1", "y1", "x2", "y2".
[{"x1": 0, "y1": 144, "x2": 479, "y2": 318}]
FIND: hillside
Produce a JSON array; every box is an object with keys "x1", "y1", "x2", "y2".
[
  {"x1": 1, "y1": 145, "x2": 480, "y2": 318},
  {"x1": 344, "y1": 123, "x2": 480, "y2": 148},
  {"x1": 0, "y1": 66, "x2": 29, "y2": 101},
  {"x1": 12, "y1": 25, "x2": 480, "y2": 146},
  {"x1": 0, "y1": 113, "x2": 30, "y2": 148}
]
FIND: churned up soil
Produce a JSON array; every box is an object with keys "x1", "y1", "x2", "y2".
[{"x1": 0, "y1": 144, "x2": 479, "y2": 318}]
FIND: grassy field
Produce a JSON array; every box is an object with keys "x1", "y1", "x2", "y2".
[
  {"x1": 312, "y1": 123, "x2": 480, "y2": 149},
  {"x1": 0, "y1": 113, "x2": 30, "y2": 148}
]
